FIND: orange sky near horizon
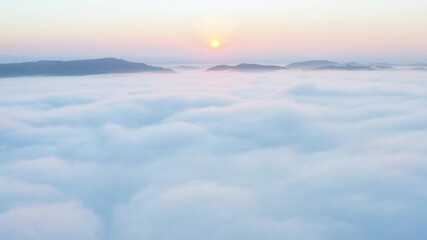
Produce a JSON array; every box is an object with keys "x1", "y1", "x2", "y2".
[{"x1": 1, "y1": 0, "x2": 426, "y2": 63}]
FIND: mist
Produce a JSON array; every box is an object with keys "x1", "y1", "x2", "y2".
[{"x1": 1, "y1": 70, "x2": 427, "y2": 239}]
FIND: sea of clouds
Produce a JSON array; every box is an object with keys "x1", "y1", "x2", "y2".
[{"x1": 1, "y1": 70, "x2": 427, "y2": 240}]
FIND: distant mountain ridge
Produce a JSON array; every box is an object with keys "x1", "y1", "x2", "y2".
[
  {"x1": 285, "y1": 60, "x2": 339, "y2": 69},
  {"x1": 206, "y1": 60, "x2": 385, "y2": 72},
  {"x1": 2, "y1": 58, "x2": 424, "y2": 76},
  {"x1": 0, "y1": 58, "x2": 173, "y2": 77}
]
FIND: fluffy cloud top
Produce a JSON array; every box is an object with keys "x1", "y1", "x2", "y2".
[{"x1": 1, "y1": 70, "x2": 427, "y2": 240}]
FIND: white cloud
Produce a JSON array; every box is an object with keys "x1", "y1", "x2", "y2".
[
  {"x1": 0, "y1": 202, "x2": 101, "y2": 240},
  {"x1": 0, "y1": 71, "x2": 427, "y2": 239}
]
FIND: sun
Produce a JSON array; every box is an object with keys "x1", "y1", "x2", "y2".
[{"x1": 211, "y1": 38, "x2": 221, "y2": 48}]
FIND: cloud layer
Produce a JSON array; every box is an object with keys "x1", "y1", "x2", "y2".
[{"x1": 1, "y1": 71, "x2": 427, "y2": 240}]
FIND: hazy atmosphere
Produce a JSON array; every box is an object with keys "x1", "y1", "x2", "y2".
[
  {"x1": 1, "y1": 1, "x2": 427, "y2": 240},
  {"x1": 1, "y1": 0, "x2": 427, "y2": 63}
]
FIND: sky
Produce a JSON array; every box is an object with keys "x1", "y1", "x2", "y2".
[
  {"x1": 1, "y1": 0, "x2": 427, "y2": 63},
  {"x1": 1, "y1": 70, "x2": 427, "y2": 239}
]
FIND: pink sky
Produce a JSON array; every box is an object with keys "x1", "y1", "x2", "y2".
[{"x1": 1, "y1": 0, "x2": 426, "y2": 63}]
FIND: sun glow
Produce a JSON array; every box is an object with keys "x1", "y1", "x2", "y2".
[{"x1": 211, "y1": 39, "x2": 221, "y2": 48}]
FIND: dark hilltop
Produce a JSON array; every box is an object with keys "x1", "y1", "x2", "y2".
[{"x1": 0, "y1": 58, "x2": 173, "y2": 77}]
